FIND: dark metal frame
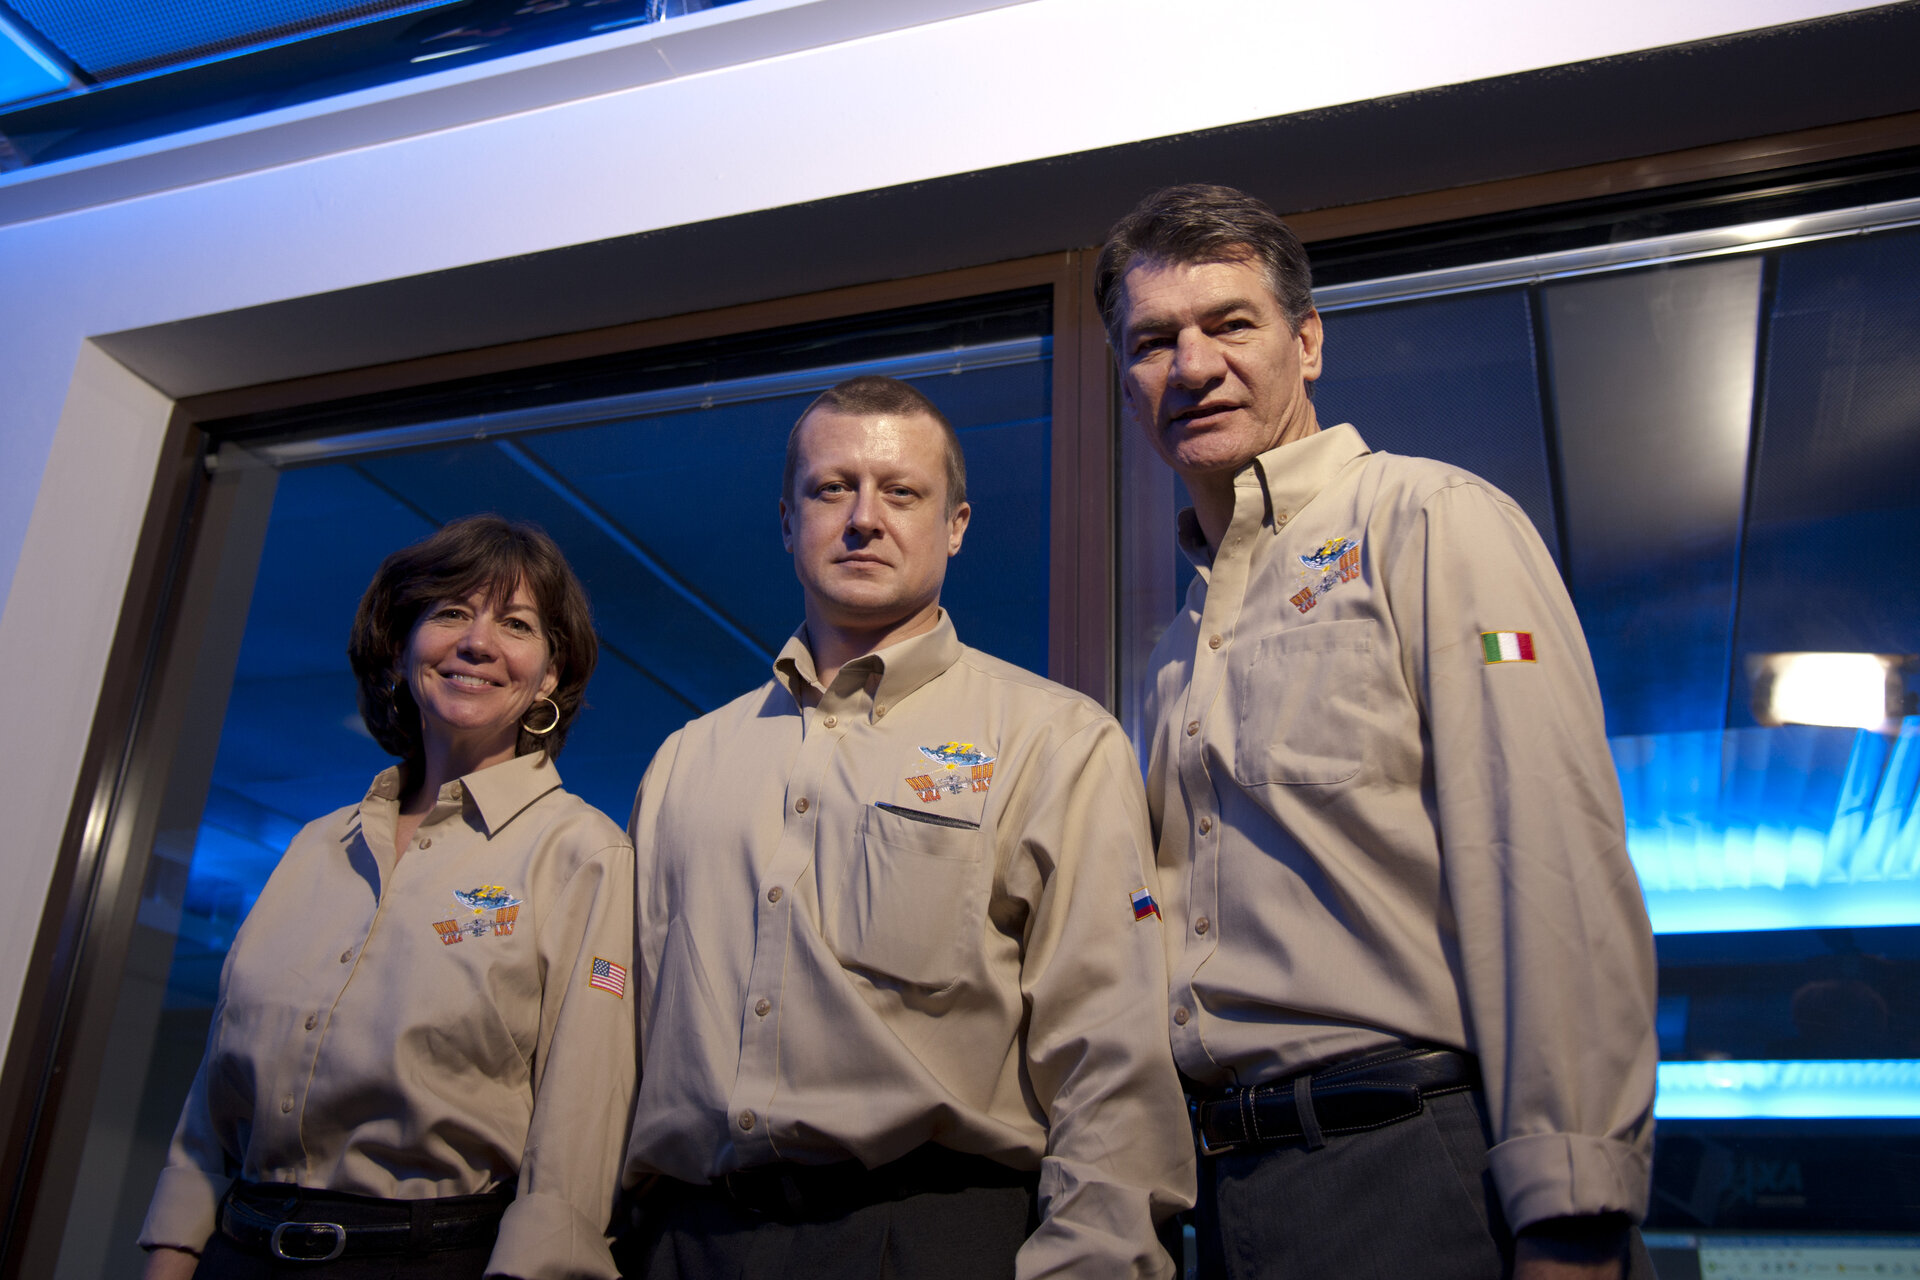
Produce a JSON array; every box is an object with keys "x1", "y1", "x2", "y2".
[
  {"x1": 0, "y1": 250, "x2": 1116, "y2": 1276},
  {"x1": 8, "y1": 107, "x2": 1920, "y2": 1273}
]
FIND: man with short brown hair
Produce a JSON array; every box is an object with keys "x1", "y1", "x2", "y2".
[
  {"x1": 617, "y1": 376, "x2": 1194, "y2": 1279},
  {"x1": 1099, "y1": 185, "x2": 1658, "y2": 1279}
]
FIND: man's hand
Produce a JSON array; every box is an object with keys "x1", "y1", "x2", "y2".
[
  {"x1": 140, "y1": 1245, "x2": 200, "y2": 1280},
  {"x1": 1513, "y1": 1216, "x2": 1628, "y2": 1280}
]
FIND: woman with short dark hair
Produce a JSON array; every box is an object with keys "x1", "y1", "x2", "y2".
[{"x1": 139, "y1": 515, "x2": 633, "y2": 1280}]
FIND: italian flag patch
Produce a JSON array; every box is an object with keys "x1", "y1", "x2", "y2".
[{"x1": 1481, "y1": 631, "x2": 1536, "y2": 663}]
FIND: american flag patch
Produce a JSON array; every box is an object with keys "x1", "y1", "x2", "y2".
[
  {"x1": 588, "y1": 957, "x2": 626, "y2": 998},
  {"x1": 1481, "y1": 631, "x2": 1536, "y2": 664},
  {"x1": 1130, "y1": 886, "x2": 1161, "y2": 922}
]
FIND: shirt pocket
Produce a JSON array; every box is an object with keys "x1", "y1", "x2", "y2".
[
  {"x1": 1230, "y1": 619, "x2": 1374, "y2": 786},
  {"x1": 831, "y1": 804, "x2": 987, "y2": 990}
]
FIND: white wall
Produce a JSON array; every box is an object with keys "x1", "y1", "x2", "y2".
[{"x1": 0, "y1": 0, "x2": 1895, "y2": 1054}]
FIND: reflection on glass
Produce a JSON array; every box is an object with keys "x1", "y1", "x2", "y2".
[{"x1": 88, "y1": 297, "x2": 1053, "y2": 1278}]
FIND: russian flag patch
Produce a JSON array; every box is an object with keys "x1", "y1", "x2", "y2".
[
  {"x1": 1130, "y1": 886, "x2": 1161, "y2": 922},
  {"x1": 1480, "y1": 631, "x2": 1536, "y2": 664}
]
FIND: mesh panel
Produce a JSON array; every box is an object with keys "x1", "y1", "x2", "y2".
[{"x1": 7, "y1": 0, "x2": 452, "y2": 79}]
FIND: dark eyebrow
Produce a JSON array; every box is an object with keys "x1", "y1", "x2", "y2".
[{"x1": 1125, "y1": 297, "x2": 1264, "y2": 339}]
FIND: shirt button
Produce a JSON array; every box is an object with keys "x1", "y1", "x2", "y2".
[
  {"x1": 1276, "y1": 513, "x2": 1289, "y2": 526},
  {"x1": 822, "y1": 715, "x2": 837, "y2": 729},
  {"x1": 1186, "y1": 721, "x2": 1200, "y2": 737},
  {"x1": 794, "y1": 798, "x2": 809, "y2": 814},
  {"x1": 418, "y1": 837, "x2": 431, "y2": 849},
  {"x1": 1173, "y1": 1007, "x2": 1190, "y2": 1026},
  {"x1": 1195, "y1": 917, "x2": 1211, "y2": 935},
  {"x1": 755, "y1": 999, "x2": 771, "y2": 1017},
  {"x1": 875, "y1": 704, "x2": 888, "y2": 717},
  {"x1": 280, "y1": 1096, "x2": 294, "y2": 1113},
  {"x1": 1208, "y1": 634, "x2": 1223, "y2": 650},
  {"x1": 767, "y1": 886, "x2": 783, "y2": 904},
  {"x1": 738, "y1": 1111, "x2": 756, "y2": 1132},
  {"x1": 1199, "y1": 817, "x2": 1213, "y2": 834},
  {"x1": 339, "y1": 950, "x2": 352, "y2": 964},
  {"x1": 305, "y1": 1014, "x2": 318, "y2": 1031}
]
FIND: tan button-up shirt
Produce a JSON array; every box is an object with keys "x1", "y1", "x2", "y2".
[
  {"x1": 141, "y1": 753, "x2": 635, "y2": 1280},
  {"x1": 624, "y1": 615, "x2": 1194, "y2": 1279},
  {"x1": 1146, "y1": 424, "x2": 1657, "y2": 1233}
]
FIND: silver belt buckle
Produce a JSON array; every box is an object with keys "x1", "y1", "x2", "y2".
[
  {"x1": 1196, "y1": 1125, "x2": 1240, "y2": 1157},
  {"x1": 270, "y1": 1220, "x2": 346, "y2": 1262},
  {"x1": 1194, "y1": 1099, "x2": 1240, "y2": 1157}
]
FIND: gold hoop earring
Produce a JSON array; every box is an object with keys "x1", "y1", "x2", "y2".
[{"x1": 522, "y1": 696, "x2": 561, "y2": 736}]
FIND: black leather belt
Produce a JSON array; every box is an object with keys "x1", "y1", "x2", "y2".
[
  {"x1": 1190, "y1": 1044, "x2": 1479, "y2": 1156},
  {"x1": 219, "y1": 1181, "x2": 512, "y2": 1262},
  {"x1": 675, "y1": 1145, "x2": 1037, "y2": 1224}
]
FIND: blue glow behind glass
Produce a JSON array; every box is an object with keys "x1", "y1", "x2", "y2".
[
  {"x1": 1655, "y1": 1060, "x2": 1920, "y2": 1119},
  {"x1": 6, "y1": 0, "x2": 444, "y2": 78},
  {"x1": 1617, "y1": 721, "x2": 1920, "y2": 932}
]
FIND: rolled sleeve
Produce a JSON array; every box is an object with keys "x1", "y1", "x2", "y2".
[
  {"x1": 1012, "y1": 719, "x2": 1196, "y2": 1280},
  {"x1": 486, "y1": 839, "x2": 635, "y2": 1280},
  {"x1": 490, "y1": 1189, "x2": 617, "y2": 1280},
  {"x1": 138, "y1": 1162, "x2": 224, "y2": 1253},
  {"x1": 1489, "y1": 1132, "x2": 1653, "y2": 1229},
  {"x1": 139, "y1": 988, "x2": 234, "y2": 1253},
  {"x1": 1392, "y1": 479, "x2": 1658, "y2": 1231}
]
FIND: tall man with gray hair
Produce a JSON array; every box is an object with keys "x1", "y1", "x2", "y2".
[{"x1": 1098, "y1": 184, "x2": 1657, "y2": 1278}]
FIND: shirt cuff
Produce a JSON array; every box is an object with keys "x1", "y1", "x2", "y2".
[
  {"x1": 486, "y1": 1190, "x2": 618, "y2": 1280},
  {"x1": 137, "y1": 1165, "x2": 224, "y2": 1252},
  {"x1": 1487, "y1": 1132, "x2": 1651, "y2": 1234}
]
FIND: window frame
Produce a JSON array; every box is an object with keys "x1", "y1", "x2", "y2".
[{"x1": 0, "y1": 249, "x2": 1115, "y2": 1276}]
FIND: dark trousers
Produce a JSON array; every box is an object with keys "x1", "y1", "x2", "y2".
[
  {"x1": 615, "y1": 1181, "x2": 1033, "y2": 1280},
  {"x1": 1194, "y1": 1089, "x2": 1655, "y2": 1280}
]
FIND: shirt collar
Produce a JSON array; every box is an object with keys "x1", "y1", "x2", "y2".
[
  {"x1": 1175, "y1": 423, "x2": 1372, "y2": 568},
  {"x1": 1253, "y1": 422, "x2": 1370, "y2": 530},
  {"x1": 773, "y1": 610, "x2": 964, "y2": 718},
  {"x1": 363, "y1": 751, "x2": 562, "y2": 837}
]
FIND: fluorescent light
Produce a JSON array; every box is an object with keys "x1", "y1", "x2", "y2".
[
  {"x1": 1642, "y1": 879, "x2": 1920, "y2": 934},
  {"x1": 1611, "y1": 721, "x2": 1920, "y2": 932},
  {"x1": 1656, "y1": 1059, "x2": 1920, "y2": 1119},
  {"x1": 1751, "y1": 652, "x2": 1906, "y2": 730},
  {"x1": 410, "y1": 44, "x2": 488, "y2": 63}
]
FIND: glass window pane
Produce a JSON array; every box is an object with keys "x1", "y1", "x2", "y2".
[
  {"x1": 1316, "y1": 289, "x2": 1561, "y2": 565},
  {"x1": 1543, "y1": 257, "x2": 1763, "y2": 739},
  {"x1": 69, "y1": 293, "x2": 1052, "y2": 1277},
  {"x1": 1732, "y1": 225, "x2": 1920, "y2": 720}
]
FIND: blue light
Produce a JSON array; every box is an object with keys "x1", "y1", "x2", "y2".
[
  {"x1": 1615, "y1": 722, "x2": 1920, "y2": 932},
  {"x1": 0, "y1": 13, "x2": 69, "y2": 109},
  {"x1": 1655, "y1": 1059, "x2": 1920, "y2": 1119},
  {"x1": 1644, "y1": 879, "x2": 1920, "y2": 933}
]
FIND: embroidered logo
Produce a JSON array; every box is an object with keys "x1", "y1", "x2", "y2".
[
  {"x1": 589, "y1": 957, "x2": 627, "y2": 998},
  {"x1": 1290, "y1": 536, "x2": 1363, "y2": 614},
  {"x1": 432, "y1": 885, "x2": 525, "y2": 943},
  {"x1": 1130, "y1": 886, "x2": 1161, "y2": 922},
  {"x1": 454, "y1": 885, "x2": 522, "y2": 912},
  {"x1": 1481, "y1": 631, "x2": 1537, "y2": 664},
  {"x1": 907, "y1": 741, "x2": 996, "y2": 802}
]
